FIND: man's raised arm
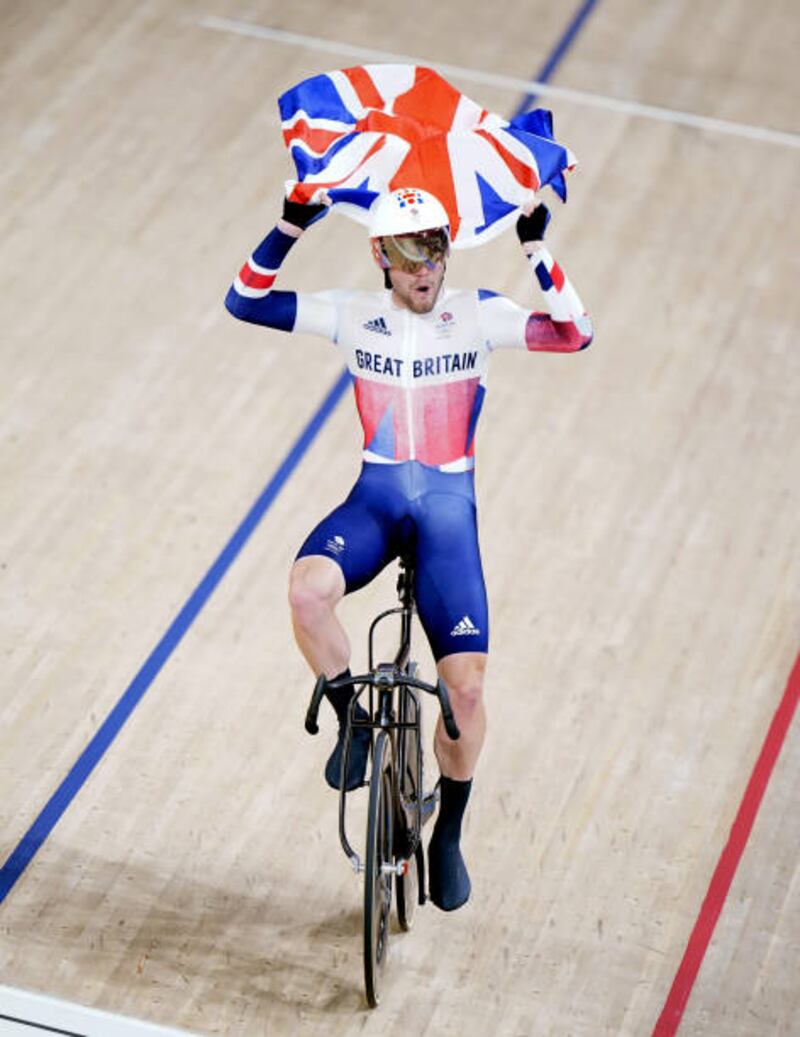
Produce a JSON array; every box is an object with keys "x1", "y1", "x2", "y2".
[
  {"x1": 480, "y1": 204, "x2": 594, "y2": 354},
  {"x1": 224, "y1": 200, "x2": 337, "y2": 339}
]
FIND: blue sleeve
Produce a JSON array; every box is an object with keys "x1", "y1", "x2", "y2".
[
  {"x1": 225, "y1": 287, "x2": 298, "y2": 331},
  {"x1": 224, "y1": 225, "x2": 300, "y2": 331}
]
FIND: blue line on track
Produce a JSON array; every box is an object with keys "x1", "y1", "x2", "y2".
[
  {"x1": 0, "y1": 371, "x2": 351, "y2": 904},
  {"x1": 0, "y1": 0, "x2": 600, "y2": 904},
  {"x1": 511, "y1": 0, "x2": 600, "y2": 119}
]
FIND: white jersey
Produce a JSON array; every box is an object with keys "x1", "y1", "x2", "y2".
[
  {"x1": 226, "y1": 224, "x2": 593, "y2": 472},
  {"x1": 293, "y1": 285, "x2": 537, "y2": 470}
]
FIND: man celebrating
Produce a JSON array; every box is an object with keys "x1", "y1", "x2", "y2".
[{"x1": 225, "y1": 187, "x2": 592, "y2": 911}]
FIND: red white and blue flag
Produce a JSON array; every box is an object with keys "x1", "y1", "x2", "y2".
[{"x1": 279, "y1": 64, "x2": 576, "y2": 248}]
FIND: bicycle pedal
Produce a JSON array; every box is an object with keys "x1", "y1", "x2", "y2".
[{"x1": 421, "y1": 789, "x2": 439, "y2": 822}]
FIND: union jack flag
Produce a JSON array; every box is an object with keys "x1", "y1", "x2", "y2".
[{"x1": 279, "y1": 64, "x2": 576, "y2": 248}]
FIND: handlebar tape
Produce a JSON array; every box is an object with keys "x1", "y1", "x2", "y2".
[
  {"x1": 436, "y1": 678, "x2": 461, "y2": 741},
  {"x1": 305, "y1": 671, "x2": 460, "y2": 740},
  {"x1": 304, "y1": 674, "x2": 328, "y2": 735}
]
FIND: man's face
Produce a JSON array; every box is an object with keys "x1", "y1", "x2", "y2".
[{"x1": 388, "y1": 259, "x2": 446, "y2": 314}]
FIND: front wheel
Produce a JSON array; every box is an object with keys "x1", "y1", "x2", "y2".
[{"x1": 364, "y1": 731, "x2": 394, "y2": 1008}]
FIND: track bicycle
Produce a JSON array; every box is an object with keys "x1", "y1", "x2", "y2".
[{"x1": 304, "y1": 554, "x2": 460, "y2": 1008}]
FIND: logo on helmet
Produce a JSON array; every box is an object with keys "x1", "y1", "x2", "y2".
[{"x1": 397, "y1": 188, "x2": 426, "y2": 209}]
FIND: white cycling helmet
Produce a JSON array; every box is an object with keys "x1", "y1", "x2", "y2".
[
  {"x1": 368, "y1": 187, "x2": 450, "y2": 237},
  {"x1": 369, "y1": 188, "x2": 450, "y2": 274}
]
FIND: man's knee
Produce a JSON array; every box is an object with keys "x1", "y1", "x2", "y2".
[
  {"x1": 437, "y1": 654, "x2": 487, "y2": 720},
  {"x1": 449, "y1": 678, "x2": 484, "y2": 721},
  {"x1": 288, "y1": 557, "x2": 345, "y2": 628}
]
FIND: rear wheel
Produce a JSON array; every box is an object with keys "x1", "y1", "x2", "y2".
[{"x1": 364, "y1": 731, "x2": 393, "y2": 1008}]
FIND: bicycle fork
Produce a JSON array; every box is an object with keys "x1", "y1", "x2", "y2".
[{"x1": 338, "y1": 672, "x2": 397, "y2": 875}]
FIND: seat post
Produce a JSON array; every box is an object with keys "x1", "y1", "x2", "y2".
[
  {"x1": 397, "y1": 553, "x2": 415, "y2": 610},
  {"x1": 394, "y1": 554, "x2": 415, "y2": 669}
]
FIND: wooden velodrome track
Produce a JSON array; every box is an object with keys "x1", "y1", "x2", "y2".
[{"x1": 1, "y1": 1, "x2": 799, "y2": 1034}]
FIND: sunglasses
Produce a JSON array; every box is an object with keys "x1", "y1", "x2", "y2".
[{"x1": 379, "y1": 229, "x2": 449, "y2": 273}]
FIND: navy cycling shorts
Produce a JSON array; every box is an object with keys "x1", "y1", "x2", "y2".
[{"x1": 296, "y1": 461, "x2": 489, "y2": 661}]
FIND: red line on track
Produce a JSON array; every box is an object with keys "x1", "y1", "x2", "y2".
[{"x1": 652, "y1": 649, "x2": 800, "y2": 1035}]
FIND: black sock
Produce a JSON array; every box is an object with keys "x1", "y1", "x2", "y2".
[
  {"x1": 324, "y1": 668, "x2": 354, "y2": 723},
  {"x1": 434, "y1": 776, "x2": 473, "y2": 842},
  {"x1": 429, "y1": 776, "x2": 473, "y2": 910}
]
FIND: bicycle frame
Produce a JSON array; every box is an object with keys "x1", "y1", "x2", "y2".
[
  {"x1": 368, "y1": 554, "x2": 414, "y2": 672},
  {"x1": 339, "y1": 555, "x2": 419, "y2": 873},
  {"x1": 302, "y1": 557, "x2": 460, "y2": 1008},
  {"x1": 303, "y1": 555, "x2": 459, "y2": 875}
]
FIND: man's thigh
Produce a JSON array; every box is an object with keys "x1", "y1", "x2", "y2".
[
  {"x1": 413, "y1": 494, "x2": 489, "y2": 660},
  {"x1": 295, "y1": 493, "x2": 396, "y2": 594}
]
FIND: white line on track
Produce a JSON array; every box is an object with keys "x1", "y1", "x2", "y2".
[
  {"x1": 0, "y1": 984, "x2": 201, "y2": 1037},
  {"x1": 198, "y1": 15, "x2": 800, "y2": 150}
]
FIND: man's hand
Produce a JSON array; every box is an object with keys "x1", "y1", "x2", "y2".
[
  {"x1": 516, "y1": 203, "x2": 551, "y2": 244},
  {"x1": 282, "y1": 198, "x2": 328, "y2": 231}
]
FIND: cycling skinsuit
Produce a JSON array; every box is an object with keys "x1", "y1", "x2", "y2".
[{"x1": 225, "y1": 217, "x2": 592, "y2": 659}]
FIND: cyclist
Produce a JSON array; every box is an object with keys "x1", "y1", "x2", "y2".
[{"x1": 225, "y1": 187, "x2": 593, "y2": 911}]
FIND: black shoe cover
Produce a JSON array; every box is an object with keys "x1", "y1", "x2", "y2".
[
  {"x1": 428, "y1": 828, "x2": 471, "y2": 911},
  {"x1": 324, "y1": 708, "x2": 371, "y2": 790}
]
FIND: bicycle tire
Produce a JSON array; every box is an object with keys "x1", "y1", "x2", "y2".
[
  {"x1": 364, "y1": 730, "x2": 393, "y2": 1008},
  {"x1": 396, "y1": 685, "x2": 422, "y2": 930}
]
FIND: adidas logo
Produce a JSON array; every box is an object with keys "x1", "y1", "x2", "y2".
[
  {"x1": 363, "y1": 316, "x2": 391, "y2": 336},
  {"x1": 451, "y1": 615, "x2": 481, "y2": 637}
]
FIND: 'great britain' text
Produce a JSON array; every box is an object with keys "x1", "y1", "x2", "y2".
[{"x1": 354, "y1": 350, "x2": 478, "y2": 377}]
